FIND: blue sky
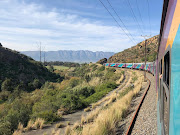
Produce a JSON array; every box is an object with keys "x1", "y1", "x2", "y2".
[{"x1": 0, "y1": 0, "x2": 163, "y2": 52}]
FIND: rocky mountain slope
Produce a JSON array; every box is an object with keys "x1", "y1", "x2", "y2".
[
  {"x1": 108, "y1": 35, "x2": 159, "y2": 63},
  {"x1": 22, "y1": 50, "x2": 114, "y2": 63}
]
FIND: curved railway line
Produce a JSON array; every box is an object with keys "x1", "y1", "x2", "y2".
[
  {"x1": 23, "y1": 69, "x2": 132, "y2": 135},
  {"x1": 115, "y1": 70, "x2": 157, "y2": 135},
  {"x1": 23, "y1": 69, "x2": 157, "y2": 135}
]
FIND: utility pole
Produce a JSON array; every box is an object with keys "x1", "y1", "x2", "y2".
[
  {"x1": 44, "y1": 51, "x2": 46, "y2": 65},
  {"x1": 141, "y1": 35, "x2": 151, "y2": 81}
]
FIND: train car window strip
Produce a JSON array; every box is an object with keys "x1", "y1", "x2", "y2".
[{"x1": 163, "y1": 51, "x2": 170, "y2": 87}]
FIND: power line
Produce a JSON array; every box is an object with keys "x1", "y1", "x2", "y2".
[
  {"x1": 126, "y1": 0, "x2": 144, "y2": 35},
  {"x1": 98, "y1": 0, "x2": 137, "y2": 45},
  {"x1": 106, "y1": 0, "x2": 138, "y2": 44},
  {"x1": 147, "y1": 0, "x2": 152, "y2": 35},
  {"x1": 136, "y1": 0, "x2": 145, "y2": 33}
]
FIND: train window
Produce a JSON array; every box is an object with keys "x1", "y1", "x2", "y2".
[
  {"x1": 163, "y1": 51, "x2": 170, "y2": 86},
  {"x1": 163, "y1": 87, "x2": 168, "y2": 134},
  {"x1": 160, "y1": 59, "x2": 162, "y2": 74}
]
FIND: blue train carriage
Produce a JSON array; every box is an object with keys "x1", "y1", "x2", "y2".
[{"x1": 157, "y1": 0, "x2": 180, "y2": 134}]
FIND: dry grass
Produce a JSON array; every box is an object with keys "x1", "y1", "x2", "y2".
[
  {"x1": 13, "y1": 123, "x2": 24, "y2": 134},
  {"x1": 67, "y1": 121, "x2": 71, "y2": 125},
  {"x1": 116, "y1": 74, "x2": 124, "y2": 84},
  {"x1": 77, "y1": 75, "x2": 143, "y2": 135},
  {"x1": 33, "y1": 118, "x2": 45, "y2": 129},
  {"x1": 13, "y1": 130, "x2": 22, "y2": 135},
  {"x1": 17, "y1": 122, "x2": 24, "y2": 131},
  {"x1": 89, "y1": 77, "x2": 101, "y2": 86},
  {"x1": 73, "y1": 122, "x2": 80, "y2": 129},
  {"x1": 51, "y1": 129, "x2": 60, "y2": 135},
  {"x1": 81, "y1": 115, "x2": 86, "y2": 125},
  {"x1": 69, "y1": 70, "x2": 143, "y2": 135},
  {"x1": 84, "y1": 107, "x2": 91, "y2": 112},
  {"x1": 55, "y1": 122, "x2": 66, "y2": 128},
  {"x1": 104, "y1": 96, "x2": 117, "y2": 107},
  {"x1": 85, "y1": 108, "x2": 101, "y2": 123},
  {"x1": 25, "y1": 119, "x2": 34, "y2": 131},
  {"x1": 64, "y1": 126, "x2": 71, "y2": 135}
]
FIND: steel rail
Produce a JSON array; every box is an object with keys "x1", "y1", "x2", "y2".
[{"x1": 126, "y1": 76, "x2": 151, "y2": 135}]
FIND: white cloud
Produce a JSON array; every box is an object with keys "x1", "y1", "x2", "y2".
[{"x1": 0, "y1": 0, "x2": 146, "y2": 52}]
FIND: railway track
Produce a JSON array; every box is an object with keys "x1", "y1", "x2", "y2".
[{"x1": 122, "y1": 72, "x2": 157, "y2": 135}]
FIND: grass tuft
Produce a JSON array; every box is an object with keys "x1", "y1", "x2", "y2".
[{"x1": 55, "y1": 123, "x2": 66, "y2": 128}]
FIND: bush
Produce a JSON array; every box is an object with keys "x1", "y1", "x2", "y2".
[
  {"x1": 33, "y1": 79, "x2": 42, "y2": 89},
  {"x1": 84, "y1": 82, "x2": 118, "y2": 104},
  {"x1": 0, "y1": 120, "x2": 12, "y2": 135},
  {"x1": 59, "y1": 93, "x2": 85, "y2": 112},
  {"x1": 98, "y1": 66, "x2": 105, "y2": 72},
  {"x1": 32, "y1": 110, "x2": 58, "y2": 123},
  {"x1": 84, "y1": 74, "x2": 91, "y2": 83},
  {"x1": 69, "y1": 77, "x2": 80, "y2": 88},
  {"x1": 1, "y1": 78, "x2": 13, "y2": 92},
  {"x1": 4, "y1": 99, "x2": 32, "y2": 131},
  {"x1": 0, "y1": 91, "x2": 10, "y2": 101},
  {"x1": 74, "y1": 86, "x2": 95, "y2": 98}
]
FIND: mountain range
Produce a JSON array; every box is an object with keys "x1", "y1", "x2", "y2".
[{"x1": 21, "y1": 50, "x2": 115, "y2": 63}]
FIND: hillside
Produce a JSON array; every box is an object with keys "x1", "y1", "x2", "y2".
[
  {"x1": 21, "y1": 50, "x2": 115, "y2": 63},
  {"x1": 108, "y1": 35, "x2": 159, "y2": 63},
  {"x1": 0, "y1": 45, "x2": 62, "y2": 92}
]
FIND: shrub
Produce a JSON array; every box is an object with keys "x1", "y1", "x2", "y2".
[
  {"x1": 1, "y1": 78, "x2": 13, "y2": 92},
  {"x1": 98, "y1": 66, "x2": 105, "y2": 72},
  {"x1": 0, "y1": 120, "x2": 12, "y2": 135},
  {"x1": 0, "y1": 90, "x2": 10, "y2": 101},
  {"x1": 69, "y1": 77, "x2": 80, "y2": 88},
  {"x1": 74, "y1": 86, "x2": 95, "y2": 98},
  {"x1": 84, "y1": 74, "x2": 91, "y2": 83},
  {"x1": 32, "y1": 110, "x2": 58, "y2": 123},
  {"x1": 59, "y1": 93, "x2": 85, "y2": 112},
  {"x1": 33, "y1": 79, "x2": 42, "y2": 89}
]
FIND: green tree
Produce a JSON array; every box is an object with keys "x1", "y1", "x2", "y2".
[
  {"x1": 0, "y1": 120, "x2": 12, "y2": 135},
  {"x1": 49, "y1": 65, "x2": 54, "y2": 72},
  {"x1": 33, "y1": 79, "x2": 42, "y2": 89},
  {"x1": 1, "y1": 79, "x2": 13, "y2": 92},
  {"x1": 84, "y1": 74, "x2": 91, "y2": 83}
]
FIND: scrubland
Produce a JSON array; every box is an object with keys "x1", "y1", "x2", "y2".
[
  {"x1": 0, "y1": 64, "x2": 123, "y2": 135},
  {"x1": 63, "y1": 70, "x2": 144, "y2": 135}
]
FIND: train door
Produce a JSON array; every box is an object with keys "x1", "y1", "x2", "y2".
[{"x1": 159, "y1": 48, "x2": 171, "y2": 135}]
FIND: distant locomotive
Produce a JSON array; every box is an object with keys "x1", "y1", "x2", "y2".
[{"x1": 105, "y1": 0, "x2": 180, "y2": 134}]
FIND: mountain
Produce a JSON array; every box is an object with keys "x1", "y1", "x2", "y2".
[
  {"x1": 108, "y1": 35, "x2": 159, "y2": 63},
  {"x1": 0, "y1": 45, "x2": 61, "y2": 92},
  {"x1": 21, "y1": 50, "x2": 115, "y2": 63}
]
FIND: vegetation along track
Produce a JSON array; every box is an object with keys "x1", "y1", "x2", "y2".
[
  {"x1": 22, "y1": 69, "x2": 157, "y2": 135},
  {"x1": 116, "y1": 70, "x2": 157, "y2": 135},
  {"x1": 23, "y1": 68, "x2": 131, "y2": 135}
]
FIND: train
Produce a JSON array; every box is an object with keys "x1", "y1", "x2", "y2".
[
  {"x1": 104, "y1": 62, "x2": 156, "y2": 75},
  {"x1": 105, "y1": 0, "x2": 180, "y2": 134}
]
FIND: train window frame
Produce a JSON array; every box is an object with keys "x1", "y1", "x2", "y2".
[
  {"x1": 163, "y1": 51, "x2": 170, "y2": 87},
  {"x1": 160, "y1": 59, "x2": 163, "y2": 74},
  {"x1": 162, "y1": 45, "x2": 171, "y2": 135}
]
